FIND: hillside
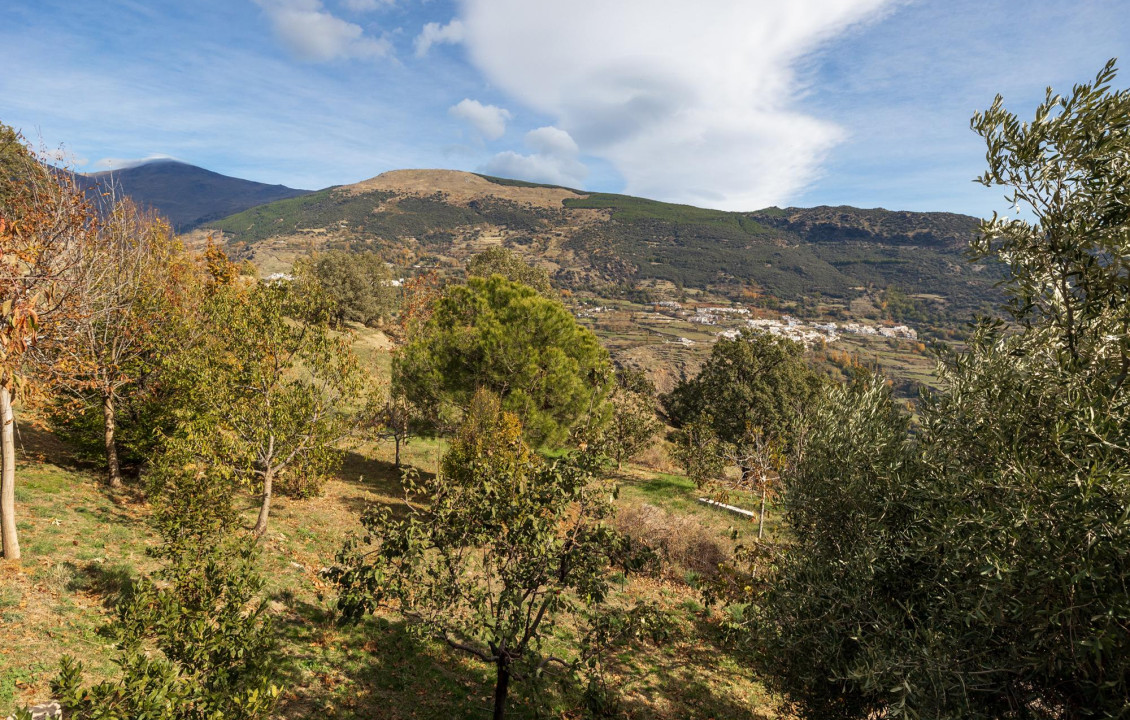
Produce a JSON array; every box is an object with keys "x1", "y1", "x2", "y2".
[
  {"x1": 206, "y1": 169, "x2": 999, "y2": 320},
  {"x1": 79, "y1": 160, "x2": 310, "y2": 231}
]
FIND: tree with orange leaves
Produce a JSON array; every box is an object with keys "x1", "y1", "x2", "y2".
[
  {"x1": 43, "y1": 194, "x2": 184, "y2": 487},
  {"x1": 1, "y1": 124, "x2": 94, "y2": 560}
]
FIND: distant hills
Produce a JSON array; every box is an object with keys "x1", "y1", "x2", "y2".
[
  {"x1": 78, "y1": 160, "x2": 310, "y2": 231},
  {"x1": 85, "y1": 161, "x2": 997, "y2": 319},
  {"x1": 203, "y1": 169, "x2": 998, "y2": 319}
]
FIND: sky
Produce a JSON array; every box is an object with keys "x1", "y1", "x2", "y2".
[{"x1": 2, "y1": 0, "x2": 1127, "y2": 217}]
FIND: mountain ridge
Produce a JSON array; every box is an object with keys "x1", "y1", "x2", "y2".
[
  {"x1": 77, "y1": 159, "x2": 310, "y2": 231},
  {"x1": 203, "y1": 168, "x2": 997, "y2": 319}
]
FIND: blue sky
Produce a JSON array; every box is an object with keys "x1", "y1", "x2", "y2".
[{"x1": 2, "y1": 0, "x2": 1127, "y2": 217}]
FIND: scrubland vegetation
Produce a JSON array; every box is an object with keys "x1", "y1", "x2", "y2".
[{"x1": 2, "y1": 62, "x2": 1128, "y2": 720}]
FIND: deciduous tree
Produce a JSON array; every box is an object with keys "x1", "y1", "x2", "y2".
[
  {"x1": 1, "y1": 126, "x2": 92, "y2": 560},
  {"x1": 190, "y1": 274, "x2": 364, "y2": 537},
  {"x1": 46, "y1": 195, "x2": 181, "y2": 487}
]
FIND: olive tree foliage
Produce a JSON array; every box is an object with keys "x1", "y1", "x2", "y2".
[
  {"x1": 328, "y1": 391, "x2": 633, "y2": 720},
  {"x1": 393, "y1": 275, "x2": 611, "y2": 446},
  {"x1": 663, "y1": 330, "x2": 821, "y2": 537},
  {"x1": 466, "y1": 246, "x2": 554, "y2": 296},
  {"x1": 752, "y1": 61, "x2": 1130, "y2": 720},
  {"x1": 293, "y1": 249, "x2": 398, "y2": 328},
  {"x1": 53, "y1": 433, "x2": 280, "y2": 719}
]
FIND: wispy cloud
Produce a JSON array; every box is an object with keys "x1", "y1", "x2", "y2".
[
  {"x1": 254, "y1": 0, "x2": 391, "y2": 62},
  {"x1": 92, "y1": 153, "x2": 180, "y2": 170},
  {"x1": 448, "y1": 98, "x2": 511, "y2": 140},
  {"x1": 414, "y1": 18, "x2": 464, "y2": 57},
  {"x1": 483, "y1": 126, "x2": 588, "y2": 186},
  {"x1": 460, "y1": 0, "x2": 897, "y2": 210},
  {"x1": 339, "y1": 0, "x2": 395, "y2": 12}
]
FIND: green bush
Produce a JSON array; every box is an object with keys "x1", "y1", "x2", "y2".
[{"x1": 54, "y1": 449, "x2": 281, "y2": 719}]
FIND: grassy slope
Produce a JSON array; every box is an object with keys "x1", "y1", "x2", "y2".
[{"x1": 0, "y1": 328, "x2": 780, "y2": 720}]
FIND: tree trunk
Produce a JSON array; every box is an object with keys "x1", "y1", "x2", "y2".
[
  {"x1": 394, "y1": 435, "x2": 401, "y2": 468},
  {"x1": 758, "y1": 484, "x2": 768, "y2": 540},
  {"x1": 102, "y1": 394, "x2": 122, "y2": 488},
  {"x1": 253, "y1": 469, "x2": 274, "y2": 537},
  {"x1": 1, "y1": 385, "x2": 20, "y2": 561},
  {"x1": 492, "y1": 659, "x2": 511, "y2": 720}
]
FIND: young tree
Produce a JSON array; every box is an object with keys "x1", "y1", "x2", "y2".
[
  {"x1": 394, "y1": 275, "x2": 611, "y2": 446},
  {"x1": 46, "y1": 196, "x2": 180, "y2": 487},
  {"x1": 193, "y1": 276, "x2": 364, "y2": 536},
  {"x1": 754, "y1": 61, "x2": 1130, "y2": 719},
  {"x1": 1, "y1": 125, "x2": 92, "y2": 560},
  {"x1": 664, "y1": 330, "x2": 821, "y2": 537},
  {"x1": 328, "y1": 390, "x2": 627, "y2": 720},
  {"x1": 466, "y1": 246, "x2": 554, "y2": 296},
  {"x1": 601, "y1": 368, "x2": 660, "y2": 470},
  {"x1": 53, "y1": 432, "x2": 281, "y2": 719},
  {"x1": 361, "y1": 385, "x2": 416, "y2": 468}
]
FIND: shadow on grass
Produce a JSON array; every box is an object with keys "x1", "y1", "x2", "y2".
[
  {"x1": 598, "y1": 611, "x2": 776, "y2": 720},
  {"x1": 267, "y1": 593, "x2": 774, "y2": 720},
  {"x1": 67, "y1": 561, "x2": 137, "y2": 608},
  {"x1": 270, "y1": 598, "x2": 575, "y2": 720},
  {"x1": 334, "y1": 451, "x2": 436, "y2": 520}
]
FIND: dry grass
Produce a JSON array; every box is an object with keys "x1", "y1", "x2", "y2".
[{"x1": 616, "y1": 502, "x2": 730, "y2": 579}]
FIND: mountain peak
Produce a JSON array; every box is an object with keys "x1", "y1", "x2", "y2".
[
  {"x1": 343, "y1": 169, "x2": 585, "y2": 210},
  {"x1": 78, "y1": 161, "x2": 311, "y2": 230}
]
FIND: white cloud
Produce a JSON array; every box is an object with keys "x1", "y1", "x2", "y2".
[
  {"x1": 92, "y1": 154, "x2": 179, "y2": 170},
  {"x1": 482, "y1": 126, "x2": 588, "y2": 187},
  {"x1": 414, "y1": 19, "x2": 464, "y2": 57},
  {"x1": 448, "y1": 98, "x2": 511, "y2": 140},
  {"x1": 255, "y1": 0, "x2": 391, "y2": 62},
  {"x1": 459, "y1": 0, "x2": 898, "y2": 209},
  {"x1": 38, "y1": 146, "x2": 89, "y2": 167},
  {"x1": 339, "y1": 0, "x2": 394, "y2": 11}
]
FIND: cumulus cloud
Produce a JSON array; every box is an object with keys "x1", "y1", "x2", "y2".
[
  {"x1": 448, "y1": 98, "x2": 511, "y2": 140},
  {"x1": 255, "y1": 0, "x2": 391, "y2": 62},
  {"x1": 459, "y1": 0, "x2": 897, "y2": 209},
  {"x1": 482, "y1": 126, "x2": 588, "y2": 187},
  {"x1": 414, "y1": 18, "x2": 464, "y2": 57}
]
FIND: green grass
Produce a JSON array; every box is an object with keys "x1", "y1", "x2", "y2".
[
  {"x1": 565, "y1": 193, "x2": 768, "y2": 234},
  {"x1": 1, "y1": 422, "x2": 780, "y2": 719}
]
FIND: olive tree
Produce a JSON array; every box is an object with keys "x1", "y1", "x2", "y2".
[
  {"x1": 293, "y1": 249, "x2": 398, "y2": 328},
  {"x1": 466, "y1": 246, "x2": 554, "y2": 296},
  {"x1": 753, "y1": 60, "x2": 1130, "y2": 720}
]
